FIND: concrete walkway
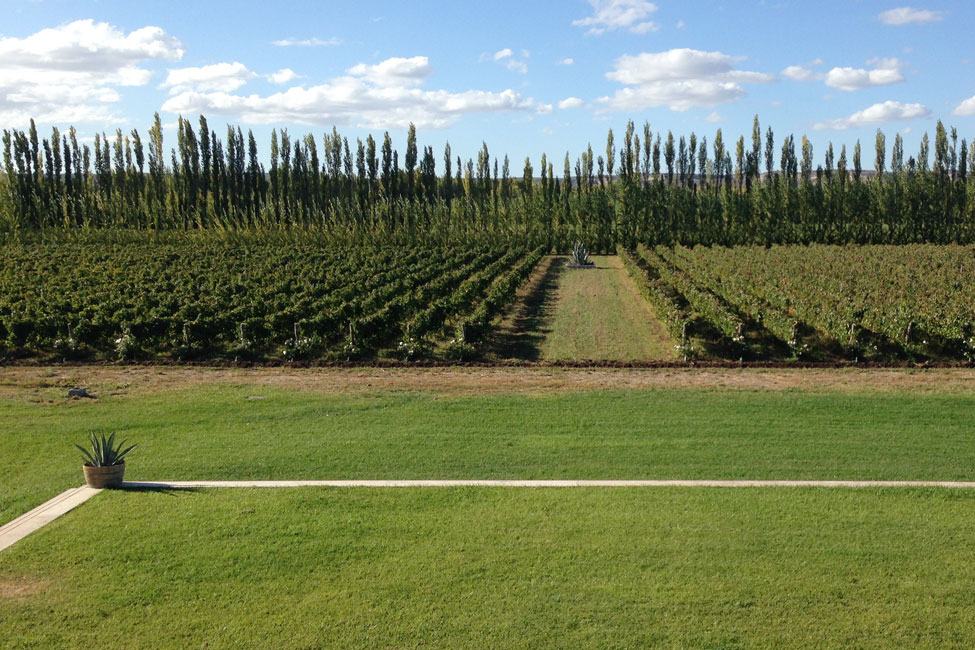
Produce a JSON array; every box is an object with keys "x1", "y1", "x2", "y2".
[
  {"x1": 0, "y1": 486, "x2": 101, "y2": 553},
  {"x1": 5, "y1": 479, "x2": 975, "y2": 554}
]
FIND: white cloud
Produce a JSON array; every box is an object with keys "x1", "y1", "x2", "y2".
[
  {"x1": 704, "y1": 111, "x2": 723, "y2": 122},
  {"x1": 954, "y1": 95, "x2": 975, "y2": 116},
  {"x1": 271, "y1": 37, "x2": 341, "y2": 47},
  {"x1": 878, "y1": 7, "x2": 945, "y2": 25},
  {"x1": 558, "y1": 97, "x2": 585, "y2": 109},
  {"x1": 346, "y1": 56, "x2": 433, "y2": 87},
  {"x1": 558, "y1": 57, "x2": 574, "y2": 66},
  {"x1": 676, "y1": 20, "x2": 686, "y2": 29},
  {"x1": 598, "y1": 49, "x2": 774, "y2": 111},
  {"x1": 162, "y1": 62, "x2": 256, "y2": 94},
  {"x1": 782, "y1": 64, "x2": 824, "y2": 82},
  {"x1": 268, "y1": 68, "x2": 298, "y2": 85},
  {"x1": 0, "y1": 19, "x2": 183, "y2": 125},
  {"x1": 535, "y1": 103, "x2": 553, "y2": 115},
  {"x1": 825, "y1": 57, "x2": 905, "y2": 91},
  {"x1": 573, "y1": 0, "x2": 660, "y2": 35},
  {"x1": 487, "y1": 48, "x2": 528, "y2": 74},
  {"x1": 161, "y1": 55, "x2": 543, "y2": 130},
  {"x1": 813, "y1": 100, "x2": 931, "y2": 130}
]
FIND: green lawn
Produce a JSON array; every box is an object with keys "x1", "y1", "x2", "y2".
[
  {"x1": 4, "y1": 381, "x2": 975, "y2": 523},
  {"x1": 4, "y1": 487, "x2": 975, "y2": 648},
  {"x1": 539, "y1": 255, "x2": 677, "y2": 361}
]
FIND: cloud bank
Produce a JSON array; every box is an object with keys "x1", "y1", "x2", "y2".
[
  {"x1": 573, "y1": 0, "x2": 660, "y2": 35},
  {"x1": 598, "y1": 48, "x2": 774, "y2": 111},
  {"x1": 813, "y1": 100, "x2": 931, "y2": 130},
  {"x1": 162, "y1": 55, "x2": 545, "y2": 129},
  {"x1": 0, "y1": 19, "x2": 183, "y2": 125}
]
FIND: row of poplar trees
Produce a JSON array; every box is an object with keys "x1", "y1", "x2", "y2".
[{"x1": 2, "y1": 113, "x2": 974, "y2": 250}]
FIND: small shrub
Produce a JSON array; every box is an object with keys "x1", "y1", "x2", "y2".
[
  {"x1": 54, "y1": 334, "x2": 82, "y2": 360},
  {"x1": 396, "y1": 336, "x2": 429, "y2": 361},
  {"x1": 114, "y1": 328, "x2": 142, "y2": 361},
  {"x1": 444, "y1": 338, "x2": 477, "y2": 361},
  {"x1": 280, "y1": 334, "x2": 318, "y2": 361}
]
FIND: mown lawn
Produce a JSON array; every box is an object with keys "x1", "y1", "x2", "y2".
[
  {"x1": 3, "y1": 487, "x2": 975, "y2": 649},
  {"x1": 3, "y1": 380, "x2": 975, "y2": 523},
  {"x1": 539, "y1": 255, "x2": 677, "y2": 361}
]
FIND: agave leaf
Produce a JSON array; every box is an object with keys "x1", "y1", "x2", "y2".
[
  {"x1": 76, "y1": 444, "x2": 97, "y2": 466},
  {"x1": 114, "y1": 443, "x2": 137, "y2": 465}
]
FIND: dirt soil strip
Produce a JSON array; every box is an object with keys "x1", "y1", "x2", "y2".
[
  {"x1": 0, "y1": 486, "x2": 100, "y2": 553},
  {"x1": 125, "y1": 480, "x2": 975, "y2": 488},
  {"x1": 5, "y1": 365, "x2": 975, "y2": 397}
]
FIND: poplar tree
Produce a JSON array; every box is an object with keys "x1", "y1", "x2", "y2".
[
  {"x1": 443, "y1": 142, "x2": 453, "y2": 207},
  {"x1": 381, "y1": 132, "x2": 393, "y2": 199},
  {"x1": 934, "y1": 120, "x2": 948, "y2": 179},
  {"x1": 751, "y1": 116, "x2": 762, "y2": 184},
  {"x1": 874, "y1": 130, "x2": 886, "y2": 180},
  {"x1": 713, "y1": 130, "x2": 725, "y2": 189},
  {"x1": 664, "y1": 131, "x2": 675, "y2": 183},
  {"x1": 405, "y1": 123, "x2": 417, "y2": 200},
  {"x1": 736, "y1": 136, "x2": 746, "y2": 190},
  {"x1": 800, "y1": 136, "x2": 813, "y2": 183},
  {"x1": 642, "y1": 122, "x2": 652, "y2": 183},
  {"x1": 891, "y1": 133, "x2": 904, "y2": 174}
]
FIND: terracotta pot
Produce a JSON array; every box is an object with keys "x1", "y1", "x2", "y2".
[{"x1": 82, "y1": 463, "x2": 126, "y2": 488}]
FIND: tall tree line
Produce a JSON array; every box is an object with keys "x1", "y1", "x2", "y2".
[{"x1": 2, "y1": 114, "x2": 974, "y2": 250}]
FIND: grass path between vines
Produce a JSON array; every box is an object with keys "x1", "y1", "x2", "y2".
[{"x1": 529, "y1": 255, "x2": 678, "y2": 361}]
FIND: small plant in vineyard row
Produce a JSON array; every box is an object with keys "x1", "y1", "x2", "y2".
[
  {"x1": 280, "y1": 323, "x2": 317, "y2": 361},
  {"x1": 114, "y1": 327, "x2": 141, "y2": 361}
]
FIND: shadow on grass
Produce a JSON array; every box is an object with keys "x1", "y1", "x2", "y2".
[
  {"x1": 118, "y1": 482, "x2": 202, "y2": 497},
  {"x1": 496, "y1": 257, "x2": 566, "y2": 361}
]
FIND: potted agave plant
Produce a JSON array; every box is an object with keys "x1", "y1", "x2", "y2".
[{"x1": 77, "y1": 431, "x2": 137, "y2": 488}]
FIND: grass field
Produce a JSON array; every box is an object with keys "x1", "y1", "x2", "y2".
[
  {"x1": 4, "y1": 487, "x2": 975, "y2": 648},
  {"x1": 536, "y1": 256, "x2": 677, "y2": 361},
  {"x1": 3, "y1": 366, "x2": 975, "y2": 524},
  {"x1": 5, "y1": 366, "x2": 975, "y2": 648}
]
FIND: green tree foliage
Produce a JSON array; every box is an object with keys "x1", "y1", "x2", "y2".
[{"x1": 1, "y1": 114, "x2": 974, "y2": 249}]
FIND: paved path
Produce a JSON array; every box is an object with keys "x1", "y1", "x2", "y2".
[
  {"x1": 6, "y1": 479, "x2": 975, "y2": 554},
  {"x1": 0, "y1": 486, "x2": 101, "y2": 553}
]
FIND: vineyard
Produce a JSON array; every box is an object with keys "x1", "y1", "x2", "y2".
[
  {"x1": 2, "y1": 234, "x2": 973, "y2": 363},
  {"x1": 0, "y1": 234, "x2": 543, "y2": 362},
  {"x1": 621, "y1": 243, "x2": 975, "y2": 362}
]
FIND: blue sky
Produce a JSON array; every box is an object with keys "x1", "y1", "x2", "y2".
[{"x1": 3, "y1": 1, "x2": 974, "y2": 169}]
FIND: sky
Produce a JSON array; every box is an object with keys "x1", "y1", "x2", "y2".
[{"x1": 3, "y1": 0, "x2": 974, "y2": 170}]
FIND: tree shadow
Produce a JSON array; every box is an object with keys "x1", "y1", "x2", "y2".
[{"x1": 495, "y1": 257, "x2": 565, "y2": 361}]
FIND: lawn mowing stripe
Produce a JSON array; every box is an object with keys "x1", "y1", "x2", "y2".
[
  {"x1": 122, "y1": 479, "x2": 975, "y2": 488},
  {"x1": 0, "y1": 486, "x2": 100, "y2": 553},
  {"x1": 6, "y1": 479, "x2": 975, "y2": 555}
]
